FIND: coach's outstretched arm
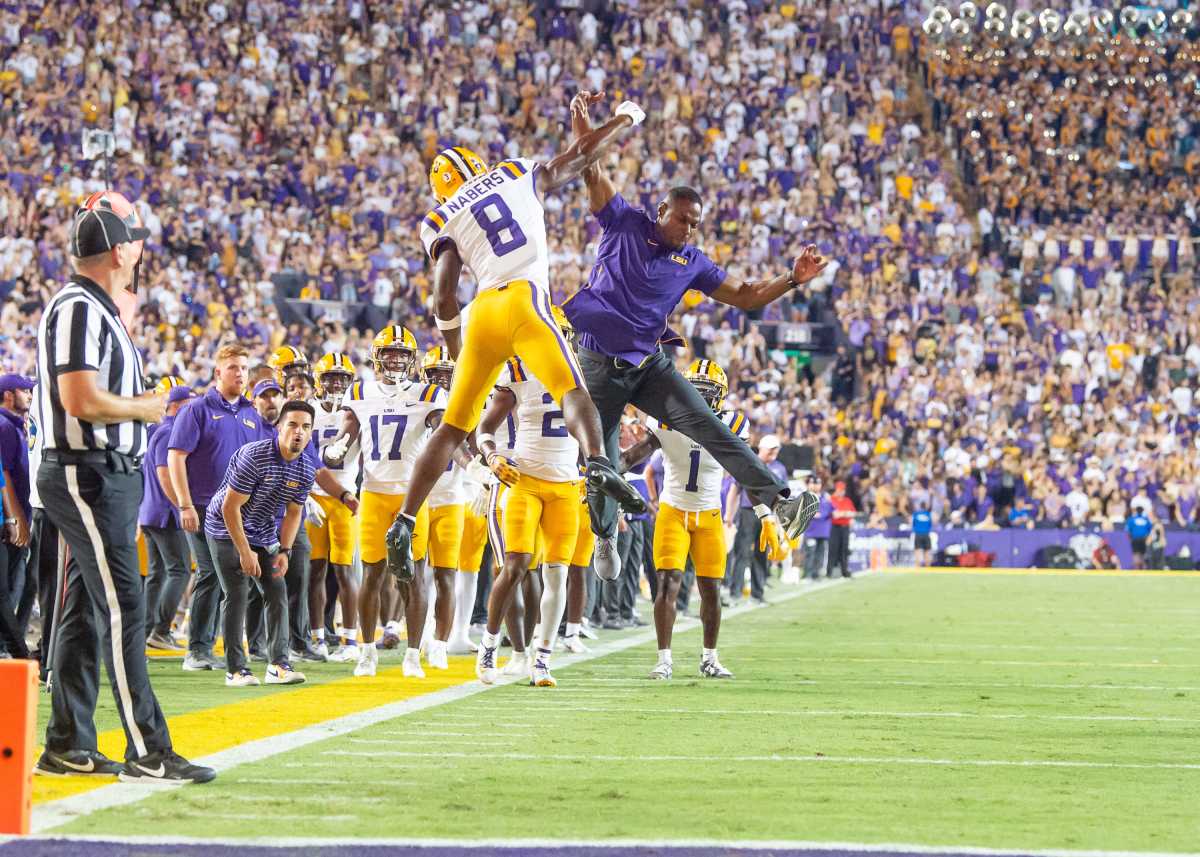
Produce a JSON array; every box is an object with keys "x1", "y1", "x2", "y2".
[
  {"x1": 709, "y1": 247, "x2": 829, "y2": 311},
  {"x1": 537, "y1": 95, "x2": 643, "y2": 194}
]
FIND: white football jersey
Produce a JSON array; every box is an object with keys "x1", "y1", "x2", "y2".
[
  {"x1": 429, "y1": 459, "x2": 467, "y2": 509},
  {"x1": 419, "y1": 158, "x2": 549, "y2": 295},
  {"x1": 311, "y1": 399, "x2": 359, "y2": 497},
  {"x1": 344, "y1": 380, "x2": 447, "y2": 495},
  {"x1": 648, "y1": 411, "x2": 750, "y2": 512},
  {"x1": 498, "y1": 357, "x2": 580, "y2": 483}
]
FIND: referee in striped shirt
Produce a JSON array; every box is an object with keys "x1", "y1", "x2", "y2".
[{"x1": 32, "y1": 191, "x2": 214, "y2": 784}]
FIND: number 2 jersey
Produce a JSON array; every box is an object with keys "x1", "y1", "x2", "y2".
[
  {"x1": 647, "y1": 412, "x2": 750, "y2": 512},
  {"x1": 343, "y1": 379, "x2": 448, "y2": 495},
  {"x1": 418, "y1": 158, "x2": 549, "y2": 295},
  {"x1": 497, "y1": 357, "x2": 579, "y2": 483}
]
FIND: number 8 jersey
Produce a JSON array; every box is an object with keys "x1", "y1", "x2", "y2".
[
  {"x1": 344, "y1": 380, "x2": 448, "y2": 495},
  {"x1": 418, "y1": 158, "x2": 549, "y2": 295},
  {"x1": 498, "y1": 357, "x2": 580, "y2": 483},
  {"x1": 647, "y1": 412, "x2": 750, "y2": 512}
]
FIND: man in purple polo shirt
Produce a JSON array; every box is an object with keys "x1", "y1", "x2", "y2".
[
  {"x1": 140, "y1": 383, "x2": 197, "y2": 649},
  {"x1": 168, "y1": 343, "x2": 274, "y2": 671},
  {"x1": 567, "y1": 93, "x2": 828, "y2": 570},
  {"x1": 802, "y1": 474, "x2": 834, "y2": 581}
]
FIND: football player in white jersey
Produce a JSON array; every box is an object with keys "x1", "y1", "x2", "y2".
[
  {"x1": 622, "y1": 360, "x2": 771, "y2": 680},
  {"x1": 307, "y1": 352, "x2": 362, "y2": 663},
  {"x1": 474, "y1": 305, "x2": 584, "y2": 687},
  {"x1": 386, "y1": 94, "x2": 648, "y2": 583},
  {"x1": 323, "y1": 326, "x2": 447, "y2": 679}
]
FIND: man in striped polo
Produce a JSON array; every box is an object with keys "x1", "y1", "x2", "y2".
[
  {"x1": 204, "y1": 399, "x2": 317, "y2": 687},
  {"x1": 33, "y1": 191, "x2": 214, "y2": 784}
]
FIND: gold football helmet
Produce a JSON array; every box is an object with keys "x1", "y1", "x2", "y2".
[
  {"x1": 683, "y1": 358, "x2": 729, "y2": 412},
  {"x1": 313, "y1": 352, "x2": 356, "y2": 407},
  {"x1": 420, "y1": 346, "x2": 456, "y2": 391},
  {"x1": 154, "y1": 375, "x2": 187, "y2": 394},
  {"x1": 429, "y1": 146, "x2": 489, "y2": 202},
  {"x1": 268, "y1": 346, "x2": 311, "y2": 387},
  {"x1": 371, "y1": 325, "x2": 418, "y2": 385}
]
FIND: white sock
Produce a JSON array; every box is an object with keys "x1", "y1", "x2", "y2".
[
  {"x1": 344, "y1": 628, "x2": 358, "y2": 645},
  {"x1": 364, "y1": 641, "x2": 376, "y2": 651},
  {"x1": 565, "y1": 621, "x2": 581, "y2": 638},
  {"x1": 385, "y1": 620, "x2": 401, "y2": 636},
  {"x1": 702, "y1": 647, "x2": 717, "y2": 662},
  {"x1": 658, "y1": 648, "x2": 673, "y2": 664},
  {"x1": 482, "y1": 630, "x2": 500, "y2": 649},
  {"x1": 420, "y1": 565, "x2": 436, "y2": 649},
  {"x1": 538, "y1": 564, "x2": 568, "y2": 651},
  {"x1": 451, "y1": 570, "x2": 478, "y2": 641},
  {"x1": 405, "y1": 646, "x2": 421, "y2": 661},
  {"x1": 315, "y1": 629, "x2": 325, "y2": 642}
]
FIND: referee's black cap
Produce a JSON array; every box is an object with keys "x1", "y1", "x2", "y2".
[{"x1": 70, "y1": 191, "x2": 151, "y2": 258}]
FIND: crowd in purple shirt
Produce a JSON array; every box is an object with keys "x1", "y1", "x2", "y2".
[{"x1": 1, "y1": 0, "x2": 1198, "y2": 530}]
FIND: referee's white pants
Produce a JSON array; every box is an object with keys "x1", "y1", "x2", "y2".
[{"x1": 39, "y1": 460, "x2": 172, "y2": 761}]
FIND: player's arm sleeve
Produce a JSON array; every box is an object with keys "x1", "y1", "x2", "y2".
[
  {"x1": 726, "y1": 412, "x2": 751, "y2": 441},
  {"x1": 594, "y1": 192, "x2": 634, "y2": 231},
  {"x1": 168, "y1": 401, "x2": 202, "y2": 453},
  {"x1": 693, "y1": 253, "x2": 728, "y2": 296},
  {"x1": 420, "y1": 217, "x2": 454, "y2": 261}
]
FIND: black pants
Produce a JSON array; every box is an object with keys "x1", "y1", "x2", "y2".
[
  {"x1": 32, "y1": 507, "x2": 64, "y2": 676},
  {"x1": 206, "y1": 537, "x2": 288, "y2": 673},
  {"x1": 186, "y1": 506, "x2": 222, "y2": 656},
  {"x1": 726, "y1": 507, "x2": 767, "y2": 600},
  {"x1": 38, "y1": 459, "x2": 171, "y2": 760},
  {"x1": 828, "y1": 526, "x2": 851, "y2": 577},
  {"x1": 803, "y1": 536, "x2": 829, "y2": 579},
  {"x1": 284, "y1": 527, "x2": 312, "y2": 652},
  {"x1": 605, "y1": 517, "x2": 643, "y2": 620},
  {"x1": 142, "y1": 525, "x2": 191, "y2": 637},
  {"x1": 0, "y1": 534, "x2": 29, "y2": 651},
  {"x1": 577, "y1": 348, "x2": 787, "y2": 539},
  {"x1": 472, "y1": 543, "x2": 494, "y2": 626}
]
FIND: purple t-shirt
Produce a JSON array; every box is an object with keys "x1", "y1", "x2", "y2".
[
  {"x1": 565, "y1": 193, "x2": 726, "y2": 363},
  {"x1": 139, "y1": 414, "x2": 177, "y2": 529},
  {"x1": 168, "y1": 388, "x2": 275, "y2": 509}
]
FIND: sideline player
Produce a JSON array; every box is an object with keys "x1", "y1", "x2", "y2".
[
  {"x1": 323, "y1": 326, "x2": 446, "y2": 678},
  {"x1": 385, "y1": 95, "x2": 649, "y2": 581},
  {"x1": 306, "y1": 352, "x2": 362, "y2": 661},
  {"x1": 474, "y1": 309, "x2": 583, "y2": 686},
  {"x1": 621, "y1": 360, "x2": 747, "y2": 680},
  {"x1": 420, "y1": 347, "x2": 466, "y2": 670}
]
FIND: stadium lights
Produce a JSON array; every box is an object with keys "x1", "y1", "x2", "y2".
[{"x1": 923, "y1": 3, "x2": 1198, "y2": 47}]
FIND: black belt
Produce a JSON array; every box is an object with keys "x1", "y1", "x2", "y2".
[
  {"x1": 44, "y1": 449, "x2": 143, "y2": 472},
  {"x1": 576, "y1": 346, "x2": 661, "y2": 371}
]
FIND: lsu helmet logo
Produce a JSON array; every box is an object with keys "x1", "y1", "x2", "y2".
[{"x1": 429, "y1": 146, "x2": 489, "y2": 203}]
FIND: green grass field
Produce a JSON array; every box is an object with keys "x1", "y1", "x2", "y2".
[{"x1": 34, "y1": 570, "x2": 1200, "y2": 853}]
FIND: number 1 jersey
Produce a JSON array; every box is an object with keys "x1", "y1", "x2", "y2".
[
  {"x1": 344, "y1": 380, "x2": 448, "y2": 495},
  {"x1": 418, "y1": 158, "x2": 549, "y2": 296},
  {"x1": 647, "y1": 412, "x2": 750, "y2": 512}
]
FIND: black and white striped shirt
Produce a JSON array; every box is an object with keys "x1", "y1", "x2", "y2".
[{"x1": 35, "y1": 274, "x2": 147, "y2": 457}]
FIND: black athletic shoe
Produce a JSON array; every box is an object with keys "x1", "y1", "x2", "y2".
[
  {"x1": 119, "y1": 750, "x2": 216, "y2": 784},
  {"x1": 35, "y1": 749, "x2": 123, "y2": 777},
  {"x1": 774, "y1": 490, "x2": 821, "y2": 541},
  {"x1": 586, "y1": 458, "x2": 646, "y2": 514},
  {"x1": 385, "y1": 514, "x2": 415, "y2": 581}
]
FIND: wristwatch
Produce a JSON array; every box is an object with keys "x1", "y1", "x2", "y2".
[{"x1": 279, "y1": 546, "x2": 293, "y2": 556}]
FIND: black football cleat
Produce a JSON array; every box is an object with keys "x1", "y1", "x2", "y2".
[
  {"x1": 35, "y1": 749, "x2": 123, "y2": 777},
  {"x1": 585, "y1": 458, "x2": 646, "y2": 514},
  {"x1": 386, "y1": 513, "x2": 416, "y2": 581},
  {"x1": 118, "y1": 750, "x2": 216, "y2": 784},
  {"x1": 774, "y1": 490, "x2": 821, "y2": 541}
]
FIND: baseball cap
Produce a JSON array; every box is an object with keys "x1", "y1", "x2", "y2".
[
  {"x1": 0, "y1": 374, "x2": 34, "y2": 393},
  {"x1": 167, "y1": 385, "x2": 197, "y2": 404},
  {"x1": 759, "y1": 434, "x2": 782, "y2": 452},
  {"x1": 253, "y1": 379, "x2": 283, "y2": 398},
  {"x1": 69, "y1": 191, "x2": 150, "y2": 258}
]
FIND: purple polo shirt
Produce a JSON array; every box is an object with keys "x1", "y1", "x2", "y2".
[
  {"x1": 168, "y1": 388, "x2": 274, "y2": 509},
  {"x1": 0, "y1": 408, "x2": 30, "y2": 521},
  {"x1": 565, "y1": 193, "x2": 726, "y2": 363},
  {"x1": 139, "y1": 415, "x2": 177, "y2": 529},
  {"x1": 739, "y1": 460, "x2": 788, "y2": 508},
  {"x1": 807, "y1": 494, "x2": 834, "y2": 539}
]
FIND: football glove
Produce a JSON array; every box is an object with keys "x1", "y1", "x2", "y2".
[
  {"x1": 758, "y1": 514, "x2": 791, "y2": 562},
  {"x1": 486, "y1": 452, "x2": 521, "y2": 487}
]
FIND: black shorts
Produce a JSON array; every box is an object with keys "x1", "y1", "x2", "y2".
[
  {"x1": 1130, "y1": 537, "x2": 1147, "y2": 554},
  {"x1": 914, "y1": 533, "x2": 932, "y2": 550}
]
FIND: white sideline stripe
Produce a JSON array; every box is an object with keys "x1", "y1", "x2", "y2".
[
  {"x1": 30, "y1": 574, "x2": 859, "y2": 832},
  {"x1": 321, "y1": 749, "x2": 1200, "y2": 771},
  {"x1": 64, "y1": 465, "x2": 148, "y2": 759},
  {"x1": 3, "y1": 835, "x2": 1197, "y2": 857}
]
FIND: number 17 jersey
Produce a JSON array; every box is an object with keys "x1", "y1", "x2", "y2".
[
  {"x1": 344, "y1": 380, "x2": 448, "y2": 495},
  {"x1": 419, "y1": 158, "x2": 549, "y2": 295}
]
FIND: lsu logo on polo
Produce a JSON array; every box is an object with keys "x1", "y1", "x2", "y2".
[
  {"x1": 286, "y1": 480, "x2": 300, "y2": 488},
  {"x1": 670, "y1": 254, "x2": 688, "y2": 265},
  {"x1": 242, "y1": 418, "x2": 256, "y2": 428}
]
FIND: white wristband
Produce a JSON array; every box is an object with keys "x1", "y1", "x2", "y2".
[
  {"x1": 435, "y1": 314, "x2": 462, "y2": 331},
  {"x1": 615, "y1": 100, "x2": 646, "y2": 127},
  {"x1": 753, "y1": 504, "x2": 772, "y2": 520},
  {"x1": 476, "y1": 432, "x2": 495, "y2": 448}
]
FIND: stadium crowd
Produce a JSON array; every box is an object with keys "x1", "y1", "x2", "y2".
[{"x1": 1, "y1": 0, "x2": 1199, "y2": 576}]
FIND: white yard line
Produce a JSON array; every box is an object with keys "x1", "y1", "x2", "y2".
[
  {"x1": 30, "y1": 575, "x2": 857, "y2": 833},
  {"x1": 3, "y1": 833, "x2": 1198, "y2": 857}
]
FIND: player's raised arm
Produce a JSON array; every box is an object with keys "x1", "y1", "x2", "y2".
[
  {"x1": 571, "y1": 91, "x2": 620, "y2": 213},
  {"x1": 537, "y1": 96, "x2": 645, "y2": 194}
]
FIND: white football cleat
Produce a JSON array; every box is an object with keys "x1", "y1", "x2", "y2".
[
  {"x1": 476, "y1": 644, "x2": 499, "y2": 684},
  {"x1": 225, "y1": 668, "x2": 260, "y2": 687},
  {"x1": 402, "y1": 649, "x2": 425, "y2": 678},
  {"x1": 560, "y1": 634, "x2": 589, "y2": 654},
  {"x1": 313, "y1": 641, "x2": 330, "y2": 660},
  {"x1": 427, "y1": 640, "x2": 449, "y2": 670},
  {"x1": 353, "y1": 645, "x2": 378, "y2": 677},
  {"x1": 530, "y1": 661, "x2": 557, "y2": 688},
  {"x1": 649, "y1": 661, "x2": 673, "y2": 680},
  {"x1": 328, "y1": 643, "x2": 360, "y2": 664},
  {"x1": 700, "y1": 657, "x2": 734, "y2": 679},
  {"x1": 264, "y1": 662, "x2": 306, "y2": 685},
  {"x1": 502, "y1": 650, "x2": 530, "y2": 677},
  {"x1": 446, "y1": 636, "x2": 478, "y2": 655}
]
